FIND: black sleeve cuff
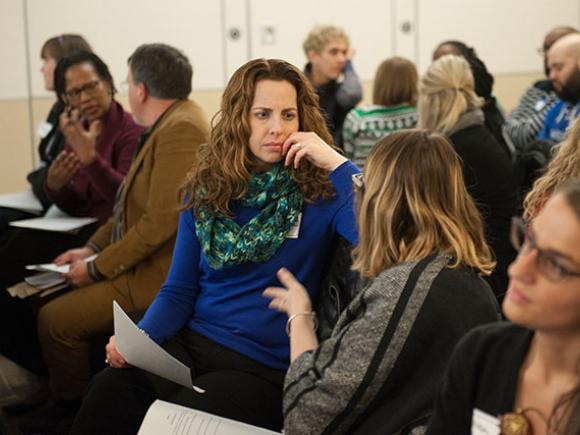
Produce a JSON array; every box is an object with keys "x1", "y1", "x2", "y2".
[
  {"x1": 87, "y1": 260, "x2": 105, "y2": 282},
  {"x1": 86, "y1": 241, "x2": 102, "y2": 254}
]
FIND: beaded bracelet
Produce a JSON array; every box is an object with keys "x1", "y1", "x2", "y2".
[{"x1": 286, "y1": 311, "x2": 318, "y2": 336}]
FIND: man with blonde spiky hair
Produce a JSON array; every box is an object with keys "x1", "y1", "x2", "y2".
[{"x1": 303, "y1": 24, "x2": 362, "y2": 149}]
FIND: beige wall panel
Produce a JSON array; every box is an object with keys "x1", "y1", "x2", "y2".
[
  {"x1": 417, "y1": 0, "x2": 580, "y2": 74},
  {"x1": 359, "y1": 72, "x2": 541, "y2": 115},
  {"x1": 0, "y1": 71, "x2": 561, "y2": 193},
  {"x1": 0, "y1": 0, "x2": 28, "y2": 99},
  {"x1": 26, "y1": 0, "x2": 225, "y2": 97},
  {"x1": 494, "y1": 73, "x2": 545, "y2": 115},
  {"x1": 0, "y1": 101, "x2": 33, "y2": 193},
  {"x1": 249, "y1": 0, "x2": 394, "y2": 82}
]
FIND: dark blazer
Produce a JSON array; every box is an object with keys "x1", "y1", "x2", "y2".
[{"x1": 27, "y1": 101, "x2": 66, "y2": 209}]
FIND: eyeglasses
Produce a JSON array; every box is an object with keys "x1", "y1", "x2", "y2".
[
  {"x1": 510, "y1": 217, "x2": 580, "y2": 282},
  {"x1": 65, "y1": 80, "x2": 101, "y2": 100},
  {"x1": 352, "y1": 173, "x2": 364, "y2": 191}
]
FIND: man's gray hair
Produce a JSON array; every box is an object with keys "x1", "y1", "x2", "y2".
[{"x1": 128, "y1": 43, "x2": 192, "y2": 99}]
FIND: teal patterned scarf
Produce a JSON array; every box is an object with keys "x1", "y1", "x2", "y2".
[{"x1": 195, "y1": 165, "x2": 303, "y2": 269}]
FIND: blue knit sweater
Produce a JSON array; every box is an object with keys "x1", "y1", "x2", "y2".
[{"x1": 138, "y1": 161, "x2": 359, "y2": 369}]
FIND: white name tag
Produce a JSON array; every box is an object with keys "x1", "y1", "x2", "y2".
[
  {"x1": 286, "y1": 213, "x2": 302, "y2": 239},
  {"x1": 471, "y1": 409, "x2": 500, "y2": 435},
  {"x1": 37, "y1": 121, "x2": 54, "y2": 139},
  {"x1": 534, "y1": 100, "x2": 546, "y2": 112}
]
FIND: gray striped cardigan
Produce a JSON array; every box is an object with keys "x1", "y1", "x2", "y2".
[{"x1": 283, "y1": 254, "x2": 500, "y2": 435}]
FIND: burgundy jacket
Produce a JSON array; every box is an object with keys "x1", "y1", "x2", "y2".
[{"x1": 44, "y1": 100, "x2": 142, "y2": 225}]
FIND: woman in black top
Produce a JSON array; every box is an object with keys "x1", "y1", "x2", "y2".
[
  {"x1": 418, "y1": 54, "x2": 518, "y2": 301},
  {"x1": 427, "y1": 181, "x2": 580, "y2": 435}
]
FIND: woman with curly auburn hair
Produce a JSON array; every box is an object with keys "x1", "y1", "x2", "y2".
[
  {"x1": 264, "y1": 129, "x2": 500, "y2": 434},
  {"x1": 418, "y1": 54, "x2": 517, "y2": 301},
  {"x1": 74, "y1": 58, "x2": 359, "y2": 434},
  {"x1": 524, "y1": 117, "x2": 580, "y2": 221}
]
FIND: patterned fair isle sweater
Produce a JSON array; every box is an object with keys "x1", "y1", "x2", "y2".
[{"x1": 342, "y1": 104, "x2": 417, "y2": 167}]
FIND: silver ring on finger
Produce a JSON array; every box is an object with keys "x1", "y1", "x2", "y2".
[{"x1": 293, "y1": 143, "x2": 302, "y2": 150}]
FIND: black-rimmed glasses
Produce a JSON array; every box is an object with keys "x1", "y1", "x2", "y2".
[
  {"x1": 510, "y1": 217, "x2": 580, "y2": 282},
  {"x1": 65, "y1": 80, "x2": 100, "y2": 100}
]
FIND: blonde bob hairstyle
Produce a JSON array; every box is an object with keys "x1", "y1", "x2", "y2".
[
  {"x1": 524, "y1": 117, "x2": 580, "y2": 220},
  {"x1": 373, "y1": 57, "x2": 418, "y2": 106},
  {"x1": 417, "y1": 54, "x2": 484, "y2": 134},
  {"x1": 182, "y1": 58, "x2": 336, "y2": 216},
  {"x1": 352, "y1": 129, "x2": 495, "y2": 278}
]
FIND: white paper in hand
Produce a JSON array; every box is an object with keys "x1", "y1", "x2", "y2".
[
  {"x1": 26, "y1": 254, "x2": 97, "y2": 274},
  {"x1": 113, "y1": 301, "x2": 205, "y2": 393}
]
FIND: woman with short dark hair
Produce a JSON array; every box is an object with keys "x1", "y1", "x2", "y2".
[{"x1": 342, "y1": 57, "x2": 418, "y2": 166}]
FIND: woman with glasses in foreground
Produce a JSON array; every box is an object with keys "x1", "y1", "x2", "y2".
[
  {"x1": 427, "y1": 181, "x2": 580, "y2": 435},
  {"x1": 264, "y1": 129, "x2": 500, "y2": 434}
]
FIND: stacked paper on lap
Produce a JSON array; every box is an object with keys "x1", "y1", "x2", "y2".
[
  {"x1": 0, "y1": 190, "x2": 43, "y2": 215},
  {"x1": 7, "y1": 277, "x2": 68, "y2": 299},
  {"x1": 10, "y1": 205, "x2": 97, "y2": 234},
  {"x1": 138, "y1": 400, "x2": 280, "y2": 435},
  {"x1": 10, "y1": 216, "x2": 97, "y2": 234},
  {"x1": 7, "y1": 281, "x2": 43, "y2": 299},
  {"x1": 25, "y1": 272, "x2": 66, "y2": 290}
]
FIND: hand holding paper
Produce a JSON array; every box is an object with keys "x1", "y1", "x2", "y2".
[
  {"x1": 26, "y1": 254, "x2": 97, "y2": 274},
  {"x1": 113, "y1": 301, "x2": 205, "y2": 393},
  {"x1": 104, "y1": 335, "x2": 129, "y2": 369}
]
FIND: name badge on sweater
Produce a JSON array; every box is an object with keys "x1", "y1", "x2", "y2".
[
  {"x1": 471, "y1": 409, "x2": 500, "y2": 435},
  {"x1": 286, "y1": 213, "x2": 302, "y2": 239},
  {"x1": 534, "y1": 99, "x2": 547, "y2": 112},
  {"x1": 37, "y1": 121, "x2": 53, "y2": 139}
]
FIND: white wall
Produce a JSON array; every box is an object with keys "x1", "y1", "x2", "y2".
[
  {"x1": 1, "y1": 0, "x2": 580, "y2": 191},
  {"x1": 2, "y1": 0, "x2": 580, "y2": 99},
  {"x1": 0, "y1": 0, "x2": 28, "y2": 99},
  {"x1": 416, "y1": 0, "x2": 580, "y2": 73},
  {"x1": 25, "y1": 0, "x2": 225, "y2": 96}
]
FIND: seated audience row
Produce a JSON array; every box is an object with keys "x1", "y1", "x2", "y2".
[
  {"x1": 12, "y1": 44, "x2": 210, "y2": 434},
  {"x1": 2, "y1": 23, "x2": 579, "y2": 435},
  {"x1": 0, "y1": 51, "x2": 142, "y2": 377}
]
